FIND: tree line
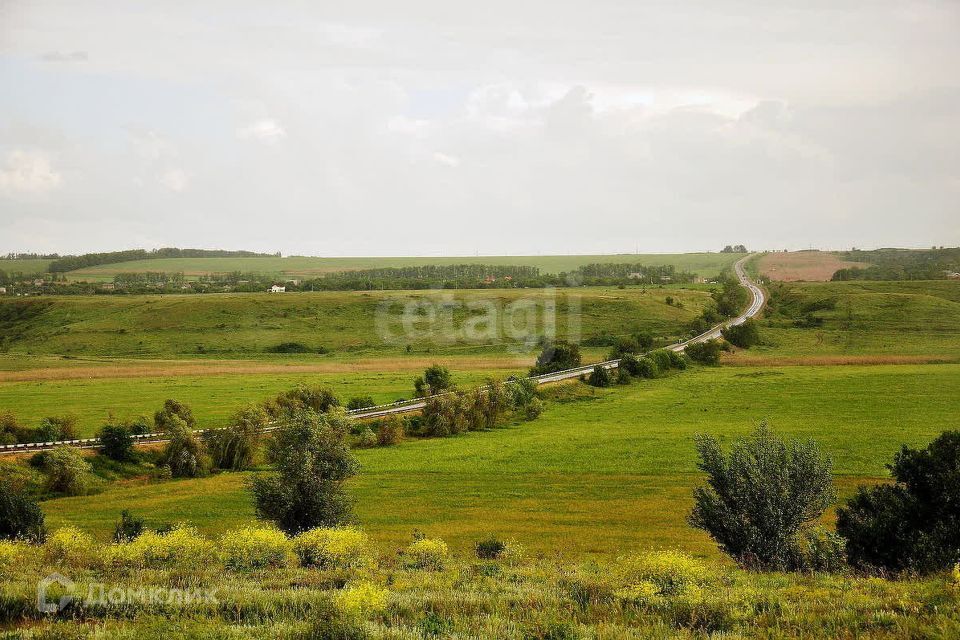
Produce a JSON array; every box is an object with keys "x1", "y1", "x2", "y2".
[{"x1": 48, "y1": 248, "x2": 280, "y2": 273}]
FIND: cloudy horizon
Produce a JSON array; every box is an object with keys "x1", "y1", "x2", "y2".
[{"x1": 2, "y1": 1, "x2": 958, "y2": 257}]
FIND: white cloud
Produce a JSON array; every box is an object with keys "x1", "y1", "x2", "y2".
[
  {"x1": 158, "y1": 168, "x2": 189, "y2": 192},
  {"x1": 0, "y1": 150, "x2": 62, "y2": 196},
  {"x1": 432, "y1": 151, "x2": 460, "y2": 167},
  {"x1": 237, "y1": 119, "x2": 287, "y2": 144}
]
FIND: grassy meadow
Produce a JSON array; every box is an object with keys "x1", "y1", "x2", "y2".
[
  {"x1": 0, "y1": 286, "x2": 711, "y2": 359},
  {"x1": 41, "y1": 363, "x2": 960, "y2": 557},
  {"x1": 63, "y1": 252, "x2": 743, "y2": 281},
  {"x1": 0, "y1": 258, "x2": 53, "y2": 276}
]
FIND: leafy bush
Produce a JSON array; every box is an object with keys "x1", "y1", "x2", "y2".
[
  {"x1": 635, "y1": 356, "x2": 659, "y2": 379},
  {"x1": 109, "y1": 526, "x2": 216, "y2": 569},
  {"x1": 667, "y1": 350, "x2": 688, "y2": 370},
  {"x1": 154, "y1": 399, "x2": 196, "y2": 431},
  {"x1": 266, "y1": 342, "x2": 313, "y2": 353},
  {"x1": 791, "y1": 527, "x2": 847, "y2": 574},
  {"x1": 619, "y1": 353, "x2": 640, "y2": 376},
  {"x1": 689, "y1": 423, "x2": 835, "y2": 570},
  {"x1": 722, "y1": 319, "x2": 761, "y2": 348},
  {"x1": 346, "y1": 396, "x2": 376, "y2": 411},
  {"x1": 404, "y1": 537, "x2": 449, "y2": 570},
  {"x1": 617, "y1": 551, "x2": 712, "y2": 600},
  {"x1": 0, "y1": 474, "x2": 46, "y2": 541},
  {"x1": 649, "y1": 349, "x2": 673, "y2": 372},
  {"x1": 530, "y1": 340, "x2": 581, "y2": 375},
  {"x1": 376, "y1": 416, "x2": 404, "y2": 446},
  {"x1": 335, "y1": 581, "x2": 390, "y2": 620},
  {"x1": 616, "y1": 367, "x2": 632, "y2": 385},
  {"x1": 0, "y1": 411, "x2": 28, "y2": 445},
  {"x1": 587, "y1": 365, "x2": 611, "y2": 387},
  {"x1": 685, "y1": 339, "x2": 723, "y2": 365},
  {"x1": 98, "y1": 421, "x2": 135, "y2": 462},
  {"x1": 476, "y1": 536, "x2": 506, "y2": 560},
  {"x1": 355, "y1": 427, "x2": 377, "y2": 448},
  {"x1": 41, "y1": 446, "x2": 93, "y2": 496},
  {"x1": 206, "y1": 405, "x2": 266, "y2": 471},
  {"x1": 420, "y1": 393, "x2": 469, "y2": 437},
  {"x1": 113, "y1": 510, "x2": 145, "y2": 543},
  {"x1": 524, "y1": 398, "x2": 545, "y2": 421},
  {"x1": 509, "y1": 378, "x2": 539, "y2": 409},
  {"x1": 36, "y1": 416, "x2": 78, "y2": 442},
  {"x1": 251, "y1": 410, "x2": 358, "y2": 535},
  {"x1": 293, "y1": 526, "x2": 371, "y2": 569},
  {"x1": 265, "y1": 385, "x2": 340, "y2": 418},
  {"x1": 837, "y1": 430, "x2": 960, "y2": 574},
  {"x1": 44, "y1": 526, "x2": 98, "y2": 568},
  {"x1": 161, "y1": 415, "x2": 208, "y2": 478},
  {"x1": 414, "y1": 364, "x2": 453, "y2": 397},
  {"x1": 219, "y1": 526, "x2": 292, "y2": 570}
]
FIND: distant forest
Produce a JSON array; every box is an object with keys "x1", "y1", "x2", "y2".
[
  {"x1": 47, "y1": 248, "x2": 280, "y2": 273},
  {"x1": 832, "y1": 247, "x2": 960, "y2": 281}
]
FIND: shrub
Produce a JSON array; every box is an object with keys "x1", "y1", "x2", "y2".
[
  {"x1": 635, "y1": 356, "x2": 659, "y2": 379},
  {"x1": 420, "y1": 393, "x2": 469, "y2": 437},
  {"x1": 524, "y1": 397, "x2": 545, "y2": 421},
  {"x1": 530, "y1": 340, "x2": 581, "y2": 375},
  {"x1": 617, "y1": 551, "x2": 711, "y2": 599},
  {"x1": 0, "y1": 411, "x2": 26, "y2": 445},
  {"x1": 355, "y1": 427, "x2": 377, "y2": 448},
  {"x1": 266, "y1": 342, "x2": 312, "y2": 353},
  {"x1": 44, "y1": 526, "x2": 98, "y2": 567},
  {"x1": 685, "y1": 339, "x2": 723, "y2": 365},
  {"x1": 587, "y1": 365, "x2": 611, "y2": 387},
  {"x1": 376, "y1": 416, "x2": 404, "y2": 446},
  {"x1": 649, "y1": 349, "x2": 673, "y2": 372},
  {"x1": 476, "y1": 536, "x2": 506, "y2": 560},
  {"x1": 0, "y1": 539, "x2": 35, "y2": 577},
  {"x1": 36, "y1": 416, "x2": 78, "y2": 442},
  {"x1": 722, "y1": 319, "x2": 761, "y2": 348},
  {"x1": 346, "y1": 396, "x2": 376, "y2": 411},
  {"x1": 206, "y1": 405, "x2": 266, "y2": 471},
  {"x1": 836, "y1": 430, "x2": 960, "y2": 574},
  {"x1": 265, "y1": 385, "x2": 340, "y2": 418},
  {"x1": 161, "y1": 415, "x2": 208, "y2": 478},
  {"x1": 0, "y1": 475, "x2": 46, "y2": 541},
  {"x1": 335, "y1": 581, "x2": 390, "y2": 620},
  {"x1": 113, "y1": 510, "x2": 145, "y2": 543},
  {"x1": 251, "y1": 410, "x2": 358, "y2": 535},
  {"x1": 616, "y1": 367, "x2": 632, "y2": 385},
  {"x1": 109, "y1": 526, "x2": 216, "y2": 569},
  {"x1": 404, "y1": 537, "x2": 448, "y2": 570},
  {"x1": 619, "y1": 353, "x2": 640, "y2": 376},
  {"x1": 220, "y1": 526, "x2": 292, "y2": 570},
  {"x1": 293, "y1": 526, "x2": 371, "y2": 569},
  {"x1": 41, "y1": 446, "x2": 92, "y2": 496},
  {"x1": 154, "y1": 399, "x2": 196, "y2": 431},
  {"x1": 667, "y1": 350, "x2": 688, "y2": 370},
  {"x1": 98, "y1": 422, "x2": 135, "y2": 462},
  {"x1": 689, "y1": 423, "x2": 835, "y2": 570},
  {"x1": 790, "y1": 527, "x2": 847, "y2": 574},
  {"x1": 414, "y1": 364, "x2": 453, "y2": 397}
]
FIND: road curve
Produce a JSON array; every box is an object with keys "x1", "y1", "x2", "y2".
[{"x1": 0, "y1": 254, "x2": 764, "y2": 454}]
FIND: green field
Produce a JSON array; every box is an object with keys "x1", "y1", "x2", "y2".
[
  {"x1": 0, "y1": 287, "x2": 711, "y2": 358},
  {"x1": 64, "y1": 252, "x2": 742, "y2": 280},
  {"x1": 42, "y1": 363, "x2": 960, "y2": 557},
  {"x1": 0, "y1": 366, "x2": 523, "y2": 437},
  {"x1": 0, "y1": 258, "x2": 53, "y2": 275}
]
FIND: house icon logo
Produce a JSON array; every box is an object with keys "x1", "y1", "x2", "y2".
[{"x1": 37, "y1": 572, "x2": 74, "y2": 613}]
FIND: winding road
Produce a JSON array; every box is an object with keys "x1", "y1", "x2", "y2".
[{"x1": 0, "y1": 254, "x2": 765, "y2": 454}]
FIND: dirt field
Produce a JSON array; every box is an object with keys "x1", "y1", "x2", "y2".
[{"x1": 758, "y1": 251, "x2": 866, "y2": 281}]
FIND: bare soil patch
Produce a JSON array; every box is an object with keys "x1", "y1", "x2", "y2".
[{"x1": 759, "y1": 251, "x2": 866, "y2": 281}]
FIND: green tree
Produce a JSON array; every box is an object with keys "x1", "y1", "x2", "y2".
[
  {"x1": 0, "y1": 474, "x2": 46, "y2": 541},
  {"x1": 250, "y1": 410, "x2": 359, "y2": 535},
  {"x1": 837, "y1": 430, "x2": 960, "y2": 574},
  {"x1": 206, "y1": 405, "x2": 267, "y2": 471},
  {"x1": 685, "y1": 339, "x2": 723, "y2": 365},
  {"x1": 40, "y1": 446, "x2": 93, "y2": 496},
  {"x1": 161, "y1": 415, "x2": 207, "y2": 478},
  {"x1": 98, "y1": 421, "x2": 135, "y2": 462},
  {"x1": 722, "y1": 319, "x2": 761, "y2": 348},
  {"x1": 415, "y1": 364, "x2": 453, "y2": 397},
  {"x1": 530, "y1": 340, "x2": 581, "y2": 375},
  {"x1": 154, "y1": 399, "x2": 196, "y2": 431},
  {"x1": 587, "y1": 365, "x2": 611, "y2": 387},
  {"x1": 265, "y1": 385, "x2": 340, "y2": 418},
  {"x1": 689, "y1": 423, "x2": 835, "y2": 570}
]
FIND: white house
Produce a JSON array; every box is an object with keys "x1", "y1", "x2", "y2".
[
  {"x1": 269, "y1": 285, "x2": 286, "y2": 293},
  {"x1": 0, "y1": 286, "x2": 6, "y2": 294}
]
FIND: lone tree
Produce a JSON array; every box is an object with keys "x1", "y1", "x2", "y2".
[
  {"x1": 530, "y1": 339, "x2": 581, "y2": 375},
  {"x1": 689, "y1": 423, "x2": 835, "y2": 570},
  {"x1": 837, "y1": 430, "x2": 960, "y2": 574},
  {"x1": 206, "y1": 405, "x2": 267, "y2": 471},
  {"x1": 0, "y1": 474, "x2": 46, "y2": 541},
  {"x1": 722, "y1": 318, "x2": 761, "y2": 349},
  {"x1": 250, "y1": 410, "x2": 359, "y2": 535}
]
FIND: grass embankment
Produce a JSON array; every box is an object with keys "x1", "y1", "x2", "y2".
[
  {"x1": 42, "y1": 363, "x2": 960, "y2": 557},
  {"x1": 0, "y1": 287, "x2": 711, "y2": 358},
  {"x1": 0, "y1": 258, "x2": 53, "y2": 275},
  {"x1": 1, "y1": 530, "x2": 957, "y2": 638},
  {"x1": 63, "y1": 252, "x2": 743, "y2": 281},
  {"x1": 734, "y1": 280, "x2": 960, "y2": 362}
]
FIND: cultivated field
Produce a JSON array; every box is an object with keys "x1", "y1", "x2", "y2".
[
  {"x1": 0, "y1": 258, "x2": 53, "y2": 275},
  {"x1": 758, "y1": 251, "x2": 866, "y2": 281},
  {"x1": 63, "y1": 252, "x2": 742, "y2": 280}
]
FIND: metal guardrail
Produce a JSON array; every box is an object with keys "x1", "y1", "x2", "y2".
[{"x1": 0, "y1": 256, "x2": 763, "y2": 455}]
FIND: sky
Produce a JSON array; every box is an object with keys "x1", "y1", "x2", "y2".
[{"x1": 1, "y1": 0, "x2": 958, "y2": 256}]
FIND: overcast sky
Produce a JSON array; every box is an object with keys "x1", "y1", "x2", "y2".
[{"x1": 1, "y1": 1, "x2": 958, "y2": 256}]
